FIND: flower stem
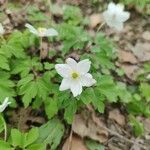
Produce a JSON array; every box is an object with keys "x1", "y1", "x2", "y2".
[
  {"x1": 39, "y1": 37, "x2": 43, "y2": 60},
  {"x1": 0, "y1": 115, "x2": 7, "y2": 141},
  {"x1": 96, "y1": 22, "x2": 106, "y2": 33}
]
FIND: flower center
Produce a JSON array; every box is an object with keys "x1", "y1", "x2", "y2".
[
  {"x1": 37, "y1": 27, "x2": 46, "y2": 33},
  {"x1": 71, "y1": 72, "x2": 79, "y2": 79}
]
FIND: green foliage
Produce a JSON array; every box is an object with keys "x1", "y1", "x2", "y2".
[
  {"x1": 85, "y1": 139, "x2": 104, "y2": 150},
  {"x1": 17, "y1": 72, "x2": 51, "y2": 107},
  {"x1": 0, "y1": 71, "x2": 16, "y2": 102},
  {"x1": 0, "y1": 128, "x2": 45, "y2": 150},
  {"x1": 120, "y1": 0, "x2": 150, "y2": 8},
  {"x1": 0, "y1": 1, "x2": 149, "y2": 149},
  {"x1": 129, "y1": 115, "x2": 144, "y2": 137},
  {"x1": 36, "y1": 119, "x2": 64, "y2": 150},
  {"x1": 58, "y1": 23, "x2": 90, "y2": 54},
  {"x1": 63, "y1": 5, "x2": 83, "y2": 25}
]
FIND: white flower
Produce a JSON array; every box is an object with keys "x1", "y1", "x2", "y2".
[
  {"x1": 55, "y1": 58, "x2": 96, "y2": 97},
  {"x1": 25, "y1": 23, "x2": 58, "y2": 37},
  {"x1": 147, "y1": 74, "x2": 150, "y2": 79},
  {"x1": 0, "y1": 97, "x2": 11, "y2": 113},
  {"x1": 103, "y1": 2, "x2": 130, "y2": 31},
  {"x1": 0, "y1": 23, "x2": 5, "y2": 35}
]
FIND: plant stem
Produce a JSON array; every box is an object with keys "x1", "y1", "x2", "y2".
[
  {"x1": 0, "y1": 115, "x2": 7, "y2": 141},
  {"x1": 39, "y1": 37, "x2": 43, "y2": 60},
  {"x1": 96, "y1": 22, "x2": 106, "y2": 33}
]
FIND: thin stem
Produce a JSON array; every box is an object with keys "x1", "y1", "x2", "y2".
[
  {"x1": 47, "y1": 0, "x2": 52, "y2": 24},
  {"x1": 96, "y1": 22, "x2": 106, "y2": 33},
  {"x1": 39, "y1": 37, "x2": 43, "y2": 60},
  {"x1": 67, "y1": 126, "x2": 73, "y2": 150},
  {"x1": 0, "y1": 115, "x2": 7, "y2": 141}
]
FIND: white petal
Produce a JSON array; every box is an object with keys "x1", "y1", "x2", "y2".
[
  {"x1": 108, "y1": 2, "x2": 116, "y2": 11},
  {"x1": 25, "y1": 23, "x2": 38, "y2": 35},
  {"x1": 80, "y1": 73, "x2": 96, "y2": 87},
  {"x1": 70, "y1": 80, "x2": 82, "y2": 97},
  {"x1": 77, "y1": 59, "x2": 91, "y2": 74},
  {"x1": 66, "y1": 58, "x2": 77, "y2": 70},
  {"x1": 59, "y1": 78, "x2": 71, "y2": 91},
  {"x1": 117, "y1": 3, "x2": 124, "y2": 11},
  {"x1": 147, "y1": 74, "x2": 150, "y2": 79},
  {"x1": 119, "y1": 12, "x2": 130, "y2": 22},
  {"x1": 114, "y1": 22, "x2": 123, "y2": 31},
  {"x1": 0, "y1": 23, "x2": 4, "y2": 35},
  {"x1": 55, "y1": 64, "x2": 71, "y2": 78},
  {"x1": 0, "y1": 97, "x2": 11, "y2": 113},
  {"x1": 44, "y1": 28, "x2": 58, "y2": 37}
]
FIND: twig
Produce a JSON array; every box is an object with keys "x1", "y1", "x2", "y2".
[
  {"x1": 0, "y1": 115, "x2": 7, "y2": 141},
  {"x1": 67, "y1": 126, "x2": 73, "y2": 150},
  {"x1": 96, "y1": 22, "x2": 105, "y2": 33}
]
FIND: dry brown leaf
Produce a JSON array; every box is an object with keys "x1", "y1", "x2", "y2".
[
  {"x1": 89, "y1": 14, "x2": 103, "y2": 28},
  {"x1": 72, "y1": 113, "x2": 108, "y2": 143},
  {"x1": 132, "y1": 42, "x2": 150, "y2": 62},
  {"x1": 62, "y1": 135, "x2": 87, "y2": 150},
  {"x1": 109, "y1": 109, "x2": 125, "y2": 126},
  {"x1": 120, "y1": 64, "x2": 139, "y2": 80},
  {"x1": 142, "y1": 31, "x2": 150, "y2": 41},
  {"x1": 118, "y1": 50, "x2": 137, "y2": 64}
]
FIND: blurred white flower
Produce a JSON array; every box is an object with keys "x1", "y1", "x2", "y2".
[
  {"x1": 147, "y1": 74, "x2": 150, "y2": 79},
  {"x1": 55, "y1": 58, "x2": 96, "y2": 97},
  {"x1": 103, "y1": 2, "x2": 130, "y2": 31},
  {"x1": 0, "y1": 97, "x2": 11, "y2": 113},
  {"x1": 0, "y1": 23, "x2": 5, "y2": 35},
  {"x1": 25, "y1": 23, "x2": 58, "y2": 37}
]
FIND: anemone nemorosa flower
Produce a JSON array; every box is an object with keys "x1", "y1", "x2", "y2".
[
  {"x1": 103, "y1": 2, "x2": 130, "y2": 31},
  {"x1": 55, "y1": 58, "x2": 96, "y2": 97},
  {"x1": 25, "y1": 23, "x2": 58, "y2": 37}
]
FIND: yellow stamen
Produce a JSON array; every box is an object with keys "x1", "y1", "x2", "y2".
[
  {"x1": 72, "y1": 72, "x2": 79, "y2": 79},
  {"x1": 37, "y1": 27, "x2": 46, "y2": 33}
]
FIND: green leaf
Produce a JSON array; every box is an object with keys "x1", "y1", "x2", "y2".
[
  {"x1": 129, "y1": 115, "x2": 144, "y2": 137},
  {"x1": 0, "y1": 77, "x2": 15, "y2": 101},
  {"x1": 140, "y1": 83, "x2": 150, "y2": 102},
  {"x1": 0, "y1": 55, "x2": 10, "y2": 70},
  {"x1": 27, "y1": 144, "x2": 45, "y2": 150},
  {"x1": 85, "y1": 139, "x2": 104, "y2": 150},
  {"x1": 64, "y1": 100, "x2": 77, "y2": 124},
  {"x1": 24, "y1": 128, "x2": 39, "y2": 147},
  {"x1": 11, "y1": 129, "x2": 24, "y2": 148},
  {"x1": 0, "y1": 140, "x2": 11, "y2": 150},
  {"x1": 36, "y1": 119, "x2": 64, "y2": 150},
  {"x1": 45, "y1": 98, "x2": 58, "y2": 119}
]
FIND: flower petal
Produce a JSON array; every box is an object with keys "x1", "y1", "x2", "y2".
[
  {"x1": 66, "y1": 58, "x2": 77, "y2": 70},
  {"x1": 114, "y1": 22, "x2": 123, "y2": 31},
  {"x1": 77, "y1": 59, "x2": 91, "y2": 74},
  {"x1": 44, "y1": 28, "x2": 58, "y2": 37},
  {"x1": 59, "y1": 78, "x2": 71, "y2": 91},
  {"x1": 80, "y1": 73, "x2": 96, "y2": 87},
  {"x1": 0, "y1": 23, "x2": 4, "y2": 35},
  {"x1": 55, "y1": 64, "x2": 71, "y2": 78},
  {"x1": 70, "y1": 80, "x2": 82, "y2": 97},
  {"x1": 119, "y1": 12, "x2": 130, "y2": 22},
  {"x1": 0, "y1": 97, "x2": 10, "y2": 113},
  {"x1": 108, "y1": 2, "x2": 116, "y2": 11},
  {"x1": 25, "y1": 23, "x2": 38, "y2": 35}
]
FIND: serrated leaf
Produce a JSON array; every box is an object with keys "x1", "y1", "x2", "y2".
[
  {"x1": 45, "y1": 98, "x2": 58, "y2": 119},
  {"x1": 36, "y1": 119, "x2": 64, "y2": 150},
  {"x1": 24, "y1": 128, "x2": 39, "y2": 147}
]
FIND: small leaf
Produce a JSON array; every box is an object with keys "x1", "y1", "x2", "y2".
[{"x1": 36, "y1": 119, "x2": 64, "y2": 150}]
